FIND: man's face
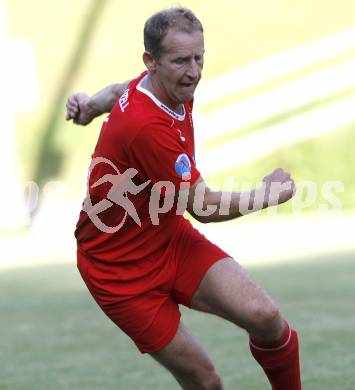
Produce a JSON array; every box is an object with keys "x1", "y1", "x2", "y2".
[{"x1": 153, "y1": 28, "x2": 204, "y2": 106}]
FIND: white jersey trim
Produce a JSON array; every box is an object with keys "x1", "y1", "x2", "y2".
[{"x1": 136, "y1": 75, "x2": 186, "y2": 121}]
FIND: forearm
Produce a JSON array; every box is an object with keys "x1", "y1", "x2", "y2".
[
  {"x1": 189, "y1": 187, "x2": 266, "y2": 223},
  {"x1": 186, "y1": 169, "x2": 294, "y2": 223},
  {"x1": 87, "y1": 81, "x2": 130, "y2": 115}
]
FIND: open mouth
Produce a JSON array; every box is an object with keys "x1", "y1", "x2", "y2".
[{"x1": 179, "y1": 82, "x2": 195, "y2": 88}]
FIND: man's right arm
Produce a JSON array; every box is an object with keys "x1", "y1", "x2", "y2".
[{"x1": 65, "y1": 81, "x2": 130, "y2": 125}]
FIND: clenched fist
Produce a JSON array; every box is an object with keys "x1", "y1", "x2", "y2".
[
  {"x1": 262, "y1": 168, "x2": 296, "y2": 207},
  {"x1": 65, "y1": 92, "x2": 97, "y2": 125}
]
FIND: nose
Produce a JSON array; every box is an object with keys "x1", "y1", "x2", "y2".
[{"x1": 186, "y1": 59, "x2": 200, "y2": 80}]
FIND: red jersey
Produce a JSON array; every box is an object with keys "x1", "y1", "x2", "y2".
[{"x1": 75, "y1": 71, "x2": 201, "y2": 263}]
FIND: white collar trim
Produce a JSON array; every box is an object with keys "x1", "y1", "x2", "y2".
[{"x1": 136, "y1": 75, "x2": 185, "y2": 121}]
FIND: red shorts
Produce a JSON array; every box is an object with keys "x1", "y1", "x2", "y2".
[{"x1": 77, "y1": 220, "x2": 229, "y2": 353}]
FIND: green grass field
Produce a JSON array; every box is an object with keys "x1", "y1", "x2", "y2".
[
  {"x1": 2, "y1": 251, "x2": 355, "y2": 389},
  {"x1": 3, "y1": 3, "x2": 355, "y2": 388}
]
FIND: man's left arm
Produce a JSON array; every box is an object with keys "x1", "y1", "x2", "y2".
[{"x1": 184, "y1": 168, "x2": 296, "y2": 223}]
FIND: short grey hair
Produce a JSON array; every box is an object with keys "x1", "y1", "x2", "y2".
[{"x1": 143, "y1": 7, "x2": 203, "y2": 60}]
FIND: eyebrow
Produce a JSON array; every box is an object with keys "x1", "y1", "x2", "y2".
[{"x1": 173, "y1": 51, "x2": 205, "y2": 59}]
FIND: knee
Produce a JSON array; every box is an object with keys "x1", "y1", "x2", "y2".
[
  {"x1": 199, "y1": 371, "x2": 223, "y2": 390},
  {"x1": 191, "y1": 363, "x2": 223, "y2": 390},
  {"x1": 249, "y1": 299, "x2": 283, "y2": 333}
]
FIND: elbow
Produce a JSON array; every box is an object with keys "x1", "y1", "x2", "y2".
[
  {"x1": 192, "y1": 213, "x2": 212, "y2": 224},
  {"x1": 188, "y1": 204, "x2": 215, "y2": 224},
  {"x1": 195, "y1": 217, "x2": 209, "y2": 224}
]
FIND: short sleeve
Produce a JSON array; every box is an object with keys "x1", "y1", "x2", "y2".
[{"x1": 129, "y1": 122, "x2": 200, "y2": 190}]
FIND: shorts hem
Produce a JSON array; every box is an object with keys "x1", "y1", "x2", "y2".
[
  {"x1": 184, "y1": 254, "x2": 230, "y2": 308},
  {"x1": 137, "y1": 312, "x2": 181, "y2": 354}
]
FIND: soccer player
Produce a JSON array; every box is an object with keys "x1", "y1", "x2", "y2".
[{"x1": 66, "y1": 7, "x2": 301, "y2": 390}]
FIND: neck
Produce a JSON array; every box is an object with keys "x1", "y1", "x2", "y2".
[{"x1": 144, "y1": 73, "x2": 183, "y2": 114}]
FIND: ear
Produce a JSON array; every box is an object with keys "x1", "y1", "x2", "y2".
[{"x1": 143, "y1": 51, "x2": 158, "y2": 73}]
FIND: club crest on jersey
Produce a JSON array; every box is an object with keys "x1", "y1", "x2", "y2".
[{"x1": 175, "y1": 153, "x2": 191, "y2": 179}]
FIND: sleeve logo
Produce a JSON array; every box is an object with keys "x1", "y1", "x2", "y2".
[
  {"x1": 119, "y1": 88, "x2": 129, "y2": 112},
  {"x1": 175, "y1": 153, "x2": 191, "y2": 179}
]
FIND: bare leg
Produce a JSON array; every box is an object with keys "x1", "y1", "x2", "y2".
[
  {"x1": 191, "y1": 257, "x2": 285, "y2": 341},
  {"x1": 150, "y1": 322, "x2": 223, "y2": 390},
  {"x1": 190, "y1": 257, "x2": 301, "y2": 389}
]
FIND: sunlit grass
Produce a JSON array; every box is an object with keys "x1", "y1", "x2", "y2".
[{"x1": 1, "y1": 251, "x2": 355, "y2": 389}]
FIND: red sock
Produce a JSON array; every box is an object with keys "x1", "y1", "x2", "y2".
[{"x1": 249, "y1": 321, "x2": 301, "y2": 390}]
